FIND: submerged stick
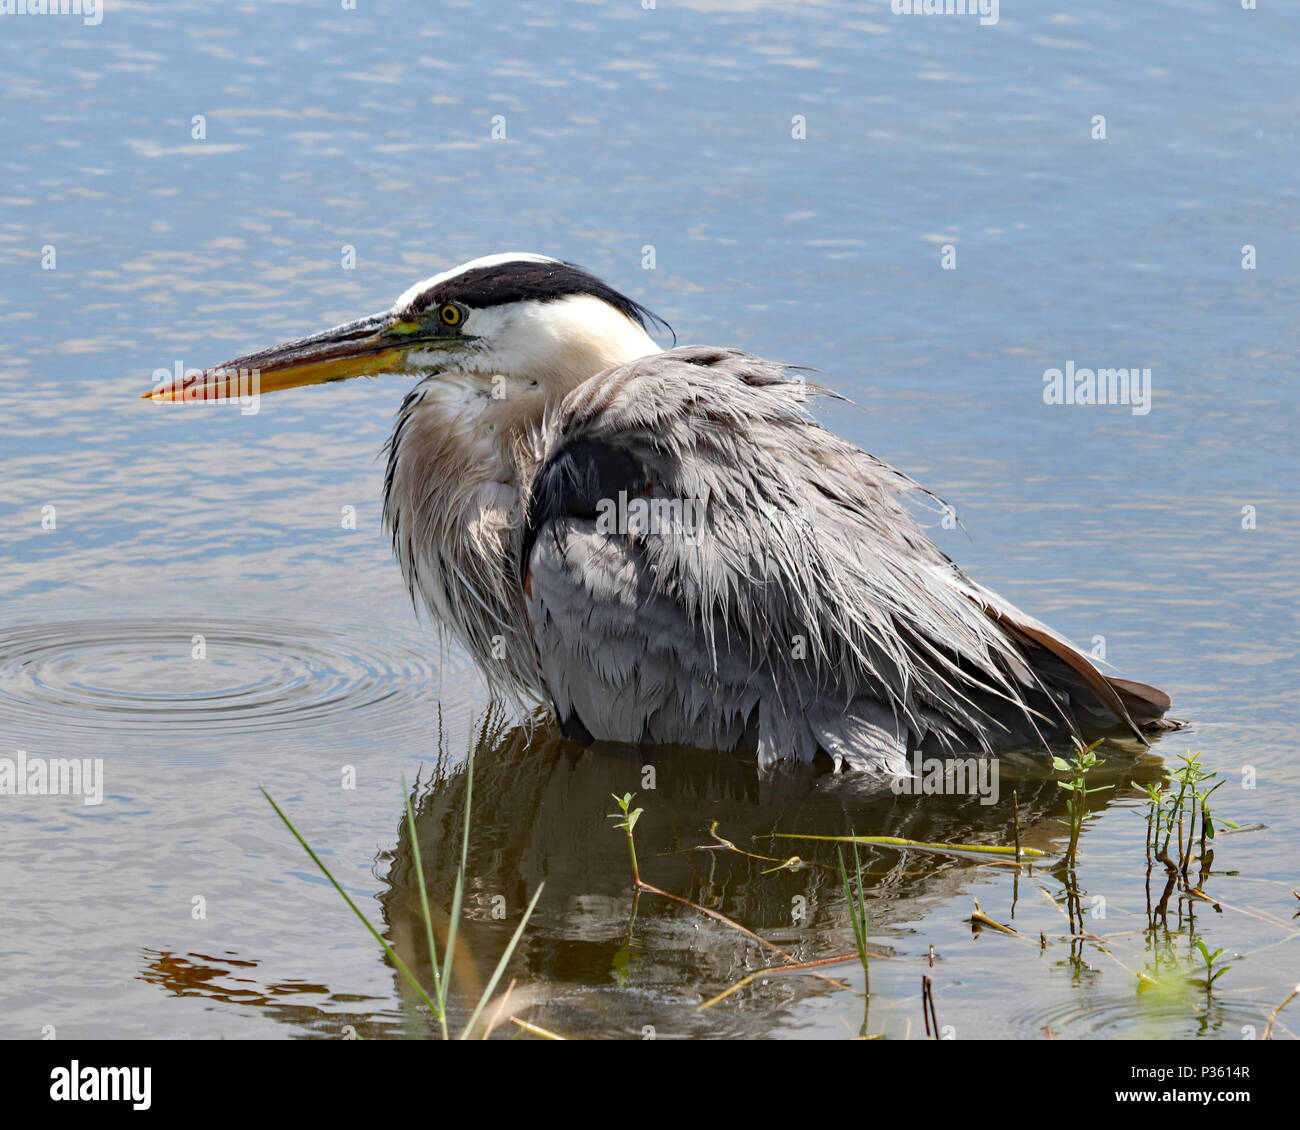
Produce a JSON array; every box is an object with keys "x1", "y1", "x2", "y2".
[
  {"x1": 969, "y1": 897, "x2": 1023, "y2": 938},
  {"x1": 510, "y1": 1017, "x2": 566, "y2": 1041},
  {"x1": 698, "y1": 953, "x2": 862, "y2": 1011},
  {"x1": 1263, "y1": 983, "x2": 1300, "y2": 1040}
]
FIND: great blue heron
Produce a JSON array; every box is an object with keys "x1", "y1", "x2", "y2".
[{"x1": 148, "y1": 252, "x2": 1176, "y2": 772}]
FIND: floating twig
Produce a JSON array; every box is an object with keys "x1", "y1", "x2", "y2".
[
  {"x1": 698, "y1": 953, "x2": 862, "y2": 1010},
  {"x1": 771, "y1": 832, "x2": 1046, "y2": 860},
  {"x1": 510, "y1": 1017, "x2": 566, "y2": 1041},
  {"x1": 1263, "y1": 983, "x2": 1300, "y2": 1041}
]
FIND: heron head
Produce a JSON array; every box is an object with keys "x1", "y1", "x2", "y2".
[{"x1": 146, "y1": 252, "x2": 667, "y2": 404}]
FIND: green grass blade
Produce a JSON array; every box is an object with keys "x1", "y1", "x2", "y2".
[
  {"x1": 402, "y1": 775, "x2": 447, "y2": 1037},
  {"x1": 837, "y1": 848, "x2": 868, "y2": 964},
  {"x1": 460, "y1": 881, "x2": 545, "y2": 1040},
  {"x1": 260, "y1": 786, "x2": 439, "y2": 1019},
  {"x1": 441, "y1": 746, "x2": 475, "y2": 999},
  {"x1": 852, "y1": 836, "x2": 868, "y2": 964}
]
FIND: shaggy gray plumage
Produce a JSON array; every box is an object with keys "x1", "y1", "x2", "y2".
[{"x1": 388, "y1": 344, "x2": 1174, "y2": 772}]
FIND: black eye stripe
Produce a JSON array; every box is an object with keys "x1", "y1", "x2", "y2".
[{"x1": 404, "y1": 259, "x2": 672, "y2": 340}]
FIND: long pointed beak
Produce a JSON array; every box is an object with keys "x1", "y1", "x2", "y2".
[{"x1": 144, "y1": 311, "x2": 455, "y2": 402}]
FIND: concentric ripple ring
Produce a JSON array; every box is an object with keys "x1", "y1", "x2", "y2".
[{"x1": 0, "y1": 616, "x2": 467, "y2": 748}]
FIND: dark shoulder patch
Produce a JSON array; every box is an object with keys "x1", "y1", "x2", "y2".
[{"x1": 520, "y1": 438, "x2": 646, "y2": 588}]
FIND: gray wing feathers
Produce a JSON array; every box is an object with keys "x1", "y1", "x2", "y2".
[{"x1": 522, "y1": 346, "x2": 1151, "y2": 770}]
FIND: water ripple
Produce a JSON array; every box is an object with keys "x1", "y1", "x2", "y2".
[
  {"x1": 0, "y1": 617, "x2": 469, "y2": 748},
  {"x1": 1012, "y1": 993, "x2": 1271, "y2": 1040}
]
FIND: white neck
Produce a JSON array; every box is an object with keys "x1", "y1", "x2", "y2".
[{"x1": 462, "y1": 293, "x2": 662, "y2": 390}]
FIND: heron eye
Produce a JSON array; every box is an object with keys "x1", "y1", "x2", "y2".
[{"x1": 438, "y1": 303, "x2": 463, "y2": 328}]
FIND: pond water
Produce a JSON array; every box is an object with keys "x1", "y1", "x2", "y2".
[{"x1": 1, "y1": 0, "x2": 1297, "y2": 1039}]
